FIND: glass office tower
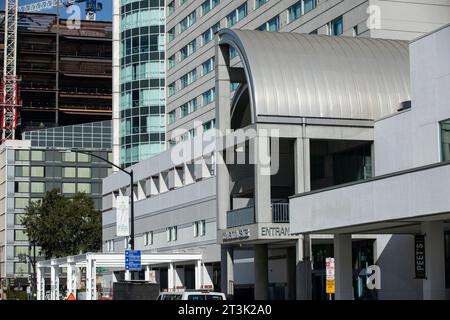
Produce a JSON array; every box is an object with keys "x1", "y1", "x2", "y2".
[{"x1": 119, "y1": 0, "x2": 166, "y2": 168}]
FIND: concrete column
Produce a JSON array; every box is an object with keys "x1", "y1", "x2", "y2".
[
  {"x1": 334, "y1": 234, "x2": 353, "y2": 300},
  {"x1": 50, "y1": 264, "x2": 59, "y2": 300},
  {"x1": 37, "y1": 266, "x2": 44, "y2": 300},
  {"x1": 421, "y1": 222, "x2": 446, "y2": 300},
  {"x1": 168, "y1": 263, "x2": 175, "y2": 291},
  {"x1": 296, "y1": 236, "x2": 312, "y2": 300},
  {"x1": 294, "y1": 137, "x2": 310, "y2": 194},
  {"x1": 254, "y1": 135, "x2": 272, "y2": 223},
  {"x1": 254, "y1": 244, "x2": 269, "y2": 300},
  {"x1": 86, "y1": 256, "x2": 97, "y2": 300},
  {"x1": 145, "y1": 265, "x2": 151, "y2": 282},
  {"x1": 220, "y1": 245, "x2": 234, "y2": 297},
  {"x1": 286, "y1": 246, "x2": 296, "y2": 300},
  {"x1": 195, "y1": 260, "x2": 203, "y2": 290},
  {"x1": 66, "y1": 263, "x2": 76, "y2": 298}
]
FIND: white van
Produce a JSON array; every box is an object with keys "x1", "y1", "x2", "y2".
[{"x1": 157, "y1": 290, "x2": 226, "y2": 300}]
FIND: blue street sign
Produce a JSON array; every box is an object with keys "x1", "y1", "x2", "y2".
[{"x1": 125, "y1": 250, "x2": 142, "y2": 271}]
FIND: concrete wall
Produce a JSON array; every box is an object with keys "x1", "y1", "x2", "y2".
[{"x1": 375, "y1": 24, "x2": 450, "y2": 175}]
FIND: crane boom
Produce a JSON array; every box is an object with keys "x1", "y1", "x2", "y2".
[{"x1": 1, "y1": 0, "x2": 20, "y2": 141}]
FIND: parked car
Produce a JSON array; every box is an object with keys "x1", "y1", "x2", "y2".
[{"x1": 157, "y1": 290, "x2": 226, "y2": 300}]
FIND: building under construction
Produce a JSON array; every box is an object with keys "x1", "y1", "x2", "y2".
[{"x1": 0, "y1": 12, "x2": 112, "y2": 137}]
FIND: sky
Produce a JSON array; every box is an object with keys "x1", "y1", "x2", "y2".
[{"x1": 1, "y1": 0, "x2": 112, "y2": 21}]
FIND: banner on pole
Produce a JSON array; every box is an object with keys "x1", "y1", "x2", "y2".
[{"x1": 116, "y1": 195, "x2": 130, "y2": 237}]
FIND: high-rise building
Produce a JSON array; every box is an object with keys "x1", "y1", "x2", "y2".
[
  {"x1": 0, "y1": 12, "x2": 113, "y2": 137},
  {"x1": 0, "y1": 121, "x2": 112, "y2": 298},
  {"x1": 113, "y1": 0, "x2": 166, "y2": 168}
]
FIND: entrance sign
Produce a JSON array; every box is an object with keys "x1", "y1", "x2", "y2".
[
  {"x1": 116, "y1": 196, "x2": 130, "y2": 237},
  {"x1": 414, "y1": 235, "x2": 426, "y2": 279},
  {"x1": 326, "y1": 257, "x2": 335, "y2": 294},
  {"x1": 125, "y1": 250, "x2": 142, "y2": 271}
]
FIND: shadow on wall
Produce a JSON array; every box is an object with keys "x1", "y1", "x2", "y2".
[{"x1": 375, "y1": 234, "x2": 422, "y2": 300}]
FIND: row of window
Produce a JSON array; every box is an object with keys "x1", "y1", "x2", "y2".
[
  {"x1": 168, "y1": 57, "x2": 215, "y2": 98},
  {"x1": 168, "y1": 119, "x2": 216, "y2": 146},
  {"x1": 17, "y1": 150, "x2": 97, "y2": 163},
  {"x1": 104, "y1": 220, "x2": 206, "y2": 252},
  {"x1": 167, "y1": 88, "x2": 215, "y2": 125}
]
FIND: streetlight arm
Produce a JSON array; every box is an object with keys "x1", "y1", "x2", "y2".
[{"x1": 73, "y1": 150, "x2": 132, "y2": 177}]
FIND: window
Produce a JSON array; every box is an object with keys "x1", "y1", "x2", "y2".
[
  {"x1": 194, "y1": 220, "x2": 206, "y2": 237},
  {"x1": 227, "y1": 3, "x2": 247, "y2": 27},
  {"x1": 15, "y1": 214, "x2": 25, "y2": 225},
  {"x1": 180, "y1": 11, "x2": 196, "y2": 33},
  {"x1": 62, "y1": 152, "x2": 77, "y2": 162},
  {"x1": 31, "y1": 182, "x2": 45, "y2": 193},
  {"x1": 330, "y1": 16, "x2": 343, "y2": 36},
  {"x1": 106, "y1": 240, "x2": 114, "y2": 252},
  {"x1": 15, "y1": 182, "x2": 29, "y2": 193},
  {"x1": 203, "y1": 119, "x2": 215, "y2": 132},
  {"x1": 181, "y1": 98, "x2": 198, "y2": 117},
  {"x1": 78, "y1": 183, "x2": 91, "y2": 193},
  {"x1": 168, "y1": 110, "x2": 176, "y2": 125},
  {"x1": 180, "y1": 40, "x2": 197, "y2": 60},
  {"x1": 168, "y1": 55, "x2": 176, "y2": 69},
  {"x1": 288, "y1": 1, "x2": 302, "y2": 23},
  {"x1": 304, "y1": 0, "x2": 317, "y2": 14},
  {"x1": 201, "y1": 22, "x2": 220, "y2": 45},
  {"x1": 15, "y1": 230, "x2": 28, "y2": 241},
  {"x1": 168, "y1": 1, "x2": 175, "y2": 16},
  {"x1": 230, "y1": 82, "x2": 239, "y2": 92},
  {"x1": 255, "y1": 0, "x2": 267, "y2": 9},
  {"x1": 168, "y1": 27, "x2": 175, "y2": 42},
  {"x1": 15, "y1": 166, "x2": 29, "y2": 177},
  {"x1": 202, "y1": 88, "x2": 215, "y2": 105},
  {"x1": 62, "y1": 183, "x2": 76, "y2": 194},
  {"x1": 258, "y1": 16, "x2": 280, "y2": 32},
  {"x1": 78, "y1": 167, "x2": 91, "y2": 178},
  {"x1": 14, "y1": 262, "x2": 29, "y2": 274},
  {"x1": 15, "y1": 198, "x2": 29, "y2": 209},
  {"x1": 180, "y1": 69, "x2": 197, "y2": 89},
  {"x1": 16, "y1": 150, "x2": 29, "y2": 161},
  {"x1": 202, "y1": 57, "x2": 215, "y2": 76},
  {"x1": 63, "y1": 167, "x2": 76, "y2": 178},
  {"x1": 144, "y1": 231, "x2": 153, "y2": 246},
  {"x1": 14, "y1": 246, "x2": 29, "y2": 258},
  {"x1": 31, "y1": 166, "x2": 45, "y2": 177},
  {"x1": 167, "y1": 226, "x2": 178, "y2": 242},
  {"x1": 201, "y1": 0, "x2": 219, "y2": 16},
  {"x1": 31, "y1": 150, "x2": 45, "y2": 161},
  {"x1": 78, "y1": 153, "x2": 90, "y2": 162},
  {"x1": 441, "y1": 119, "x2": 450, "y2": 161},
  {"x1": 168, "y1": 82, "x2": 176, "y2": 96}
]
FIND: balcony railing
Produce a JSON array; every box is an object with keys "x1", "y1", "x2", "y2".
[
  {"x1": 227, "y1": 206, "x2": 255, "y2": 228},
  {"x1": 226, "y1": 202, "x2": 290, "y2": 228},
  {"x1": 272, "y1": 203, "x2": 289, "y2": 223}
]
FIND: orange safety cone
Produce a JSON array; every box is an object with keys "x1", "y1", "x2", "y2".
[{"x1": 67, "y1": 293, "x2": 77, "y2": 300}]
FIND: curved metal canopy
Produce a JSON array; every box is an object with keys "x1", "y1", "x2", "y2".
[{"x1": 218, "y1": 29, "x2": 411, "y2": 122}]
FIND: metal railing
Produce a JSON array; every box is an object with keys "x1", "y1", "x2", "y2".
[
  {"x1": 272, "y1": 203, "x2": 289, "y2": 223},
  {"x1": 227, "y1": 206, "x2": 255, "y2": 228}
]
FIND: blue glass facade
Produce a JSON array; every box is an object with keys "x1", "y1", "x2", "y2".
[{"x1": 119, "y1": 0, "x2": 166, "y2": 168}]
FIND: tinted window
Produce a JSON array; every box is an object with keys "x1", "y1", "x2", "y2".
[
  {"x1": 187, "y1": 295, "x2": 206, "y2": 300},
  {"x1": 206, "y1": 295, "x2": 223, "y2": 300}
]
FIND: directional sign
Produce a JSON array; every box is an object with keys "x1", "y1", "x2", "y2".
[{"x1": 125, "y1": 250, "x2": 142, "y2": 271}]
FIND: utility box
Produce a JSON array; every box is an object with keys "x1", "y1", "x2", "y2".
[{"x1": 112, "y1": 281, "x2": 160, "y2": 300}]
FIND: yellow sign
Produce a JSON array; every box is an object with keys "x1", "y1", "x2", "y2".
[{"x1": 326, "y1": 280, "x2": 335, "y2": 294}]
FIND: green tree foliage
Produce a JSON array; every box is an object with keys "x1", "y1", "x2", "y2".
[{"x1": 22, "y1": 189, "x2": 102, "y2": 259}]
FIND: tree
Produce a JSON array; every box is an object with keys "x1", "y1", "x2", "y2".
[{"x1": 22, "y1": 189, "x2": 102, "y2": 259}]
